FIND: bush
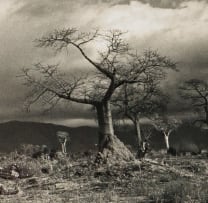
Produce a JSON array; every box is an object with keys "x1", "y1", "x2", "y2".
[
  {"x1": 17, "y1": 144, "x2": 41, "y2": 156},
  {"x1": 149, "y1": 181, "x2": 191, "y2": 203},
  {"x1": 149, "y1": 180, "x2": 208, "y2": 203},
  {"x1": 162, "y1": 181, "x2": 187, "y2": 203}
]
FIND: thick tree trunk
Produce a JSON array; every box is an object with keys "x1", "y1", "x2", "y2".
[
  {"x1": 61, "y1": 143, "x2": 67, "y2": 155},
  {"x1": 95, "y1": 101, "x2": 134, "y2": 163},
  {"x1": 205, "y1": 106, "x2": 208, "y2": 125},
  {"x1": 133, "y1": 118, "x2": 142, "y2": 148},
  {"x1": 96, "y1": 101, "x2": 114, "y2": 152},
  {"x1": 61, "y1": 143, "x2": 64, "y2": 154}
]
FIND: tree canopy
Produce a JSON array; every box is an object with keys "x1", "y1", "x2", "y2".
[{"x1": 20, "y1": 28, "x2": 176, "y2": 161}]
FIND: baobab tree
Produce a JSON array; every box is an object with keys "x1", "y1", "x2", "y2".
[
  {"x1": 153, "y1": 116, "x2": 181, "y2": 153},
  {"x1": 179, "y1": 79, "x2": 208, "y2": 126},
  {"x1": 20, "y1": 28, "x2": 176, "y2": 161}
]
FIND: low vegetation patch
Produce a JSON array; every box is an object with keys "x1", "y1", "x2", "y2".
[{"x1": 0, "y1": 149, "x2": 207, "y2": 202}]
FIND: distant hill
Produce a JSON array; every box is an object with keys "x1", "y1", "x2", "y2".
[
  {"x1": 0, "y1": 120, "x2": 138, "y2": 153},
  {"x1": 0, "y1": 120, "x2": 207, "y2": 153},
  {"x1": 0, "y1": 121, "x2": 99, "y2": 153}
]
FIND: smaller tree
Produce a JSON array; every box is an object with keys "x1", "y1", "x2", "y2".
[
  {"x1": 152, "y1": 116, "x2": 181, "y2": 151},
  {"x1": 113, "y1": 81, "x2": 169, "y2": 150},
  {"x1": 141, "y1": 124, "x2": 155, "y2": 142},
  {"x1": 56, "y1": 131, "x2": 70, "y2": 155},
  {"x1": 135, "y1": 124, "x2": 155, "y2": 159},
  {"x1": 179, "y1": 79, "x2": 208, "y2": 126}
]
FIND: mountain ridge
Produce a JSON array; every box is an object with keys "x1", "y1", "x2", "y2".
[
  {"x1": 0, "y1": 120, "x2": 207, "y2": 153},
  {"x1": 0, "y1": 120, "x2": 99, "y2": 153}
]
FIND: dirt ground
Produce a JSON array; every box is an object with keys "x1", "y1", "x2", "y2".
[{"x1": 0, "y1": 150, "x2": 207, "y2": 203}]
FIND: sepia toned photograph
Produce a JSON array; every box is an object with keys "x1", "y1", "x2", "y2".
[{"x1": 0, "y1": 0, "x2": 208, "y2": 202}]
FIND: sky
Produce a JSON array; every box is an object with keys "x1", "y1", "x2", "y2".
[{"x1": 0, "y1": 0, "x2": 208, "y2": 126}]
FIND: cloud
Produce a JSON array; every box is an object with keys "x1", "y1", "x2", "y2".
[
  {"x1": 91, "y1": 1, "x2": 208, "y2": 78},
  {"x1": 136, "y1": 0, "x2": 207, "y2": 9},
  {"x1": 0, "y1": 0, "x2": 208, "y2": 124},
  {"x1": 12, "y1": 0, "x2": 208, "y2": 17}
]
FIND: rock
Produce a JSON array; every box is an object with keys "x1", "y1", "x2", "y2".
[
  {"x1": 55, "y1": 183, "x2": 69, "y2": 190},
  {"x1": 27, "y1": 178, "x2": 38, "y2": 185},
  {"x1": 0, "y1": 164, "x2": 32, "y2": 179},
  {"x1": 11, "y1": 170, "x2": 19, "y2": 178},
  {"x1": 0, "y1": 184, "x2": 19, "y2": 195},
  {"x1": 74, "y1": 170, "x2": 84, "y2": 177},
  {"x1": 41, "y1": 167, "x2": 50, "y2": 174}
]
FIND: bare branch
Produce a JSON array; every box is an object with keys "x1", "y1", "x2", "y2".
[
  {"x1": 179, "y1": 78, "x2": 208, "y2": 125},
  {"x1": 19, "y1": 65, "x2": 97, "y2": 111},
  {"x1": 152, "y1": 116, "x2": 181, "y2": 135},
  {"x1": 21, "y1": 28, "x2": 177, "y2": 122},
  {"x1": 112, "y1": 76, "x2": 169, "y2": 122},
  {"x1": 36, "y1": 28, "x2": 121, "y2": 79}
]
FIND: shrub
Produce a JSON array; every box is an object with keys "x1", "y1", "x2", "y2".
[
  {"x1": 149, "y1": 180, "x2": 192, "y2": 203},
  {"x1": 162, "y1": 181, "x2": 187, "y2": 203},
  {"x1": 17, "y1": 144, "x2": 41, "y2": 156}
]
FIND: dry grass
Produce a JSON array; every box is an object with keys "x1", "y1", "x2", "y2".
[{"x1": 0, "y1": 149, "x2": 207, "y2": 202}]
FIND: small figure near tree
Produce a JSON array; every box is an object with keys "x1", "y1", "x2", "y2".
[
  {"x1": 136, "y1": 139, "x2": 150, "y2": 159},
  {"x1": 56, "y1": 131, "x2": 70, "y2": 155},
  {"x1": 136, "y1": 125, "x2": 153, "y2": 159}
]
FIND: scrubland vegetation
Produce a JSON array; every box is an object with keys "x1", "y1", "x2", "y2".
[{"x1": 0, "y1": 145, "x2": 207, "y2": 203}]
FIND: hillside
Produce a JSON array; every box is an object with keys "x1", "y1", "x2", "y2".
[
  {"x1": 0, "y1": 120, "x2": 207, "y2": 153},
  {"x1": 0, "y1": 121, "x2": 98, "y2": 153},
  {"x1": 0, "y1": 121, "x2": 138, "y2": 153}
]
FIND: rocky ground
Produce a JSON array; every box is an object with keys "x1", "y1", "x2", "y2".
[{"x1": 0, "y1": 150, "x2": 207, "y2": 203}]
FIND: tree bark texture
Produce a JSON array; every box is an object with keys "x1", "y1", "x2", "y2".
[
  {"x1": 134, "y1": 118, "x2": 142, "y2": 148},
  {"x1": 95, "y1": 101, "x2": 134, "y2": 163},
  {"x1": 96, "y1": 101, "x2": 114, "y2": 152}
]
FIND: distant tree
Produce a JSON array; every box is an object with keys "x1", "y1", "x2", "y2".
[
  {"x1": 57, "y1": 131, "x2": 70, "y2": 155},
  {"x1": 141, "y1": 124, "x2": 155, "y2": 142},
  {"x1": 20, "y1": 28, "x2": 176, "y2": 162},
  {"x1": 152, "y1": 116, "x2": 181, "y2": 152},
  {"x1": 179, "y1": 79, "x2": 208, "y2": 126},
  {"x1": 112, "y1": 78, "x2": 169, "y2": 151},
  {"x1": 136, "y1": 124, "x2": 155, "y2": 159}
]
